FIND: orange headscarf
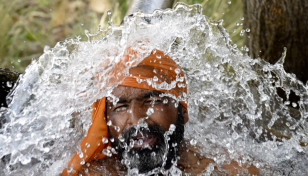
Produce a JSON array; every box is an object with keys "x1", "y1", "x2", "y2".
[{"x1": 61, "y1": 49, "x2": 187, "y2": 175}]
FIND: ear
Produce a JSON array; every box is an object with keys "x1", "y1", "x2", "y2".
[{"x1": 182, "y1": 107, "x2": 189, "y2": 124}]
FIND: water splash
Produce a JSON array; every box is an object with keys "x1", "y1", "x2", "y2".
[{"x1": 0, "y1": 2, "x2": 307, "y2": 175}]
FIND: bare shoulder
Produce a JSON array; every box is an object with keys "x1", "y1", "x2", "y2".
[
  {"x1": 78, "y1": 155, "x2": 126, "y2": 176},
  {"x1": 177, "y1": 140, "x2": 259, "y2": 175},
  {"x1": 177, "y1": 141, "x2": 213, "y2": 174}
]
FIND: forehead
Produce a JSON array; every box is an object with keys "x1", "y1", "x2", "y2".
[{"x1": 111, "y1": 86, "x2": 160, "y2": 99}]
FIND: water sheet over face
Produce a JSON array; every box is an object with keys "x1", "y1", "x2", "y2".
[{"x1": 0, "y1": 3, "x2": 308, "y2": 176}]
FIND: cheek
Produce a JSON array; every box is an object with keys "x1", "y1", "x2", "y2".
[
  {"x1": 108, "y1": 113, "x2": 128, "y2": 137},
  {"x1": 150, "y1": 106, "x2": 178, "y2": 130}
]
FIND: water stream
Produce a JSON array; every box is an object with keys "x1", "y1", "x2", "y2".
[{"x1": 0, "y1": 3, "x2": 307, "y2": 176}]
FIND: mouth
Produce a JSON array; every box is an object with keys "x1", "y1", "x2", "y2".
[{"x1": 131, "y1": 133, "x2": 157, "y2": 148}]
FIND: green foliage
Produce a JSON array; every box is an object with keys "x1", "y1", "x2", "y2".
[{"x1": 0, "y1": 0, "x2": 243, "y2": 72}]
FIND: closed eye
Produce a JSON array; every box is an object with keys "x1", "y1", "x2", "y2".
[{"x1": 144, "y1": 99, "x2": 162, "y2": 105}]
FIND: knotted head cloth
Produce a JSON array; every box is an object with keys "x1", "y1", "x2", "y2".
[{"x1": 61, "y1": 49, "x2": 188, "y2": 175}]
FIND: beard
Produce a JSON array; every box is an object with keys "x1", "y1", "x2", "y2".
[{"x1": 108, "y1": 105, "x2": 185, "y2": 173}]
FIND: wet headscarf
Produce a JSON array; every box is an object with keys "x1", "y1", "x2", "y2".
[{"x1": 61, "y1": 49, "x2": 187, "y2": 175}]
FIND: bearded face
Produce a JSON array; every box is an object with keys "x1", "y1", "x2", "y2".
[
  {"x1": 108, "y1": 106, "x2": 184, "y2": 173},
  {"x1": 106, "y1": 86, "x2": 186, "y2": 173}
]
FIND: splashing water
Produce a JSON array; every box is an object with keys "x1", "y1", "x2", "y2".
[{"x1": 1, "y1": 3, "x2": 308, "y2": 175}]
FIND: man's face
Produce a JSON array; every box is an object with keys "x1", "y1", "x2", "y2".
[{"x1": 107, "y1": 86, "x2": 186, "y2": 173}]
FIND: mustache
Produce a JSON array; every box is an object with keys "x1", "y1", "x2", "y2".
[{"x1": 120, "y1": 124, "x2": 165, "y2": 145}]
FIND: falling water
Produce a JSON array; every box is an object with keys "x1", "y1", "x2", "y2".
[{"x1": 1, "y1": 3, "x2": 308, "y2": 176}]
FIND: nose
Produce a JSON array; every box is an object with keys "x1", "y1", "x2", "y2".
[{"x1": 127, "y1": 100, "x2": 146, "y2": 125}]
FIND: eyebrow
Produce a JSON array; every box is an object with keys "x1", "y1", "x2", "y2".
[
  {"x1": 116, "y1": 98, "x2": 129, "y2": 104},
  {"x1": 109, "y1": 91, "x2": 163, "y2": 106},
  {"x1": 141, "y1": 91, "x2": 162, "y2": 99}
]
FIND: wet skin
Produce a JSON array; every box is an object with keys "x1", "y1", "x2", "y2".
[
  {"x1": 78, "y1": 86, "x2": 259, "y2": 175},
  {"x1": 107, "y1": 86, "x2": 187, "y2": 148}
]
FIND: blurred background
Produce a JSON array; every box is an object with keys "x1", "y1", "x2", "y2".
[{"x1": 0, "y1": 0, "x2": 244, "y2": 73}]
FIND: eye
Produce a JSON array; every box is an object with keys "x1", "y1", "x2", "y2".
[
  {"x1": 113, "y1": 105, "x2": 129, "y2": 112},
  {"x1": 144, "y1": 99, "x2": 162, "y2": 105}
]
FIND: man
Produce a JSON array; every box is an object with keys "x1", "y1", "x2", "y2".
[{"x1": 62, "y1": 49, "x2": 258, "y2": 175}]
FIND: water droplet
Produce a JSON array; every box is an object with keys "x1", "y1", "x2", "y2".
[
  {"x1": 292, "y1": 102, "x2": 297, "y2": 107},
  {"x1": 102, "y1": 137, "x2": 109, "y2": 144},
  {"x1": 153, "y1": 76, "x2": 158, "y2": 81},
  {"x1": 232, "y1": 132, "x2": 239, "y2": 139},
  {"x1": 240, "y1": 17, "x2": 244, "y2": 20},
  {"x1": 174, "y1": 103, "x2": 178, "y2": 108},
  {"x1": 138, "y1": 139, "x2": 143, "y2": 146},
  {"x1": 107, "y1": 10, "x2": 112, "y2": 16},
  {"x1": 114, "y1": 126, "x2": 120, "y2": 132},
  {"x1": 107, "y1": 10, "x2": 113, "y2": 26},
  {"x1": 163, "y1": 99, "x2": 168, "y2": 104},
  {"x1": 80, "y1": 23, "x2": 84, "y2": 26},
  {"x1": 118, "y1": 134, "x2": 125, "y2": 142},
  {"x1": 156, "y1": 55, "x2": 161, "y2": 59},
  {"x1": 20, "y1": 156, "x2": 31, "y2": 165},
  {"x1": 236, "y1": 23, "x2": 240, "y2": 26},
  {"x1": 190, "y1": 139, "x2": 197, "y2": 146},
  {"x1": 125, "y1": 159, "x2": 131, "y2": 166},
  {"x1": 85, "y1": 143, "x2": 90, "y2": 148},
  {"x1": 111, "y1": 148, "x2": 117, "y2": 154},
  {"x1": 43, "y1": 45, "x2": 50, "y2": 53},
  {"x1": 169, "y1": 124, "x2": 176, "y2": 132},
  {"x1": 129, "y1": 139, "x2": 135, "y2": 148},
  {"x1": 102, "y1": 149, "x2": 112, "y2": 157},
  {"x1": 246, "y1": 28, "x2": 250, "y2": 32},
  {"x1": 79, "y1": 152, "x2": 84, "y2": 158},
  {"x1": 6, "y1": 81, "x2": 12, "y2": 88},
  {"x1": 228, "y1": 1, "x2": 231, "y2": 4},
  {"x1": 80, "y1": 159, "x2": 85, "y2": 165},
  {"x1": 175, "y1": 68, "x2": 181, "y2": 74},
  {"x1": 107, "y1": 120, "x2": 112, "y2": 126},
  {"x1": 67, "y1": 167, "x2": 73, "y2": 173},
  {"x1": 146, "y1": 108, "x2": 154, "y2": 116}
]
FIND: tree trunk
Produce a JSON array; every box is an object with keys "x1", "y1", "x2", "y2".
[{"x1": 242, "y1": 0, "x2": 308, "y2": 84}]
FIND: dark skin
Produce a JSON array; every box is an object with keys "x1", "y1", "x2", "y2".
[
  {"x1": 78, "y1": 86, "x2": 259, "y2": 175},
  {"x1": 107, "y1": 86, "x2": 184, "y2": 144}
]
